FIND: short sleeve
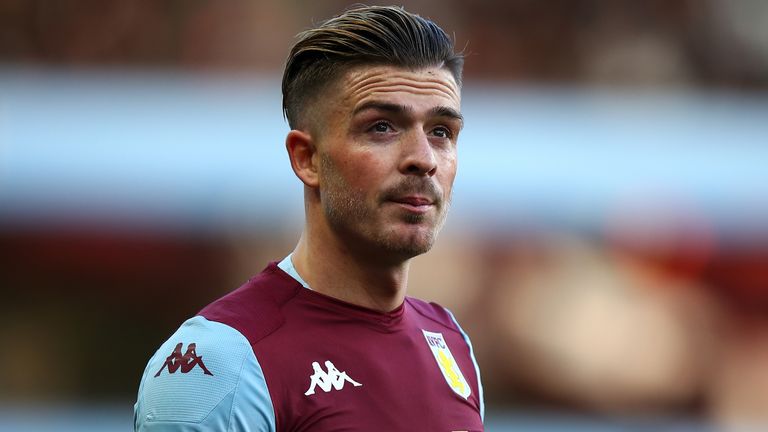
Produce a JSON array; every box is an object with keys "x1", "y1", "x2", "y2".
[{"x1": 134, "y1": 316, "x2": 276, "y2": 431}]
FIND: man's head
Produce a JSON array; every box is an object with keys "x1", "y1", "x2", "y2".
[
  {"x1": 284, "y1": 6, "x2": 464, "y2": 263},
  {"x1": 282, "y1": 5, "x2": 463, "y2": 131}
]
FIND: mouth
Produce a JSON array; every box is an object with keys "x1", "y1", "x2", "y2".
[{"x1": 388, "y1": 196, "x2": 435, "y2": 214}]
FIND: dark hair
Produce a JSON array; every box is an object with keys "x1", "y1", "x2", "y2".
[{"x1": 282, "y1": 5, "x2": 463, "y2": 129}]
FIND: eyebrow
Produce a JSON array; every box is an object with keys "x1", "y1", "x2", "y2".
[{"x1": 352, "y1": 101, "x2": 464, "y2": 127}]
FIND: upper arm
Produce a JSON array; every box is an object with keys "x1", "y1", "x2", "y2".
[{"x1": 134, "y1": 316, "x2": 276, "y2": 432}]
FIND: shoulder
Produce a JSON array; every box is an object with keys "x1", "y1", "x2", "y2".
[
  {"x1": 406, "y1": 296, "x2": 464, "y2": 335},
  {"x1": 199, "y1": 262, "x2": 303, "y2": 344},
  {"x1": 134, "y1": 316, "x2": 276, "y2": 431},
  {"x1": 134, "y1": 262, "x2": 300, "y2": 432}
]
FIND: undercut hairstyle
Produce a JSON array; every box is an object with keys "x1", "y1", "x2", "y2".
[{"x1": 282, "y1": 5, "x2": 464, "y2": 130}]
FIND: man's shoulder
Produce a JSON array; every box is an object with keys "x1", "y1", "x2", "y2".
[
  {"x1": 405, "y1": 296, "x2": 463, "y2": 334},
  {"x1": 134, "y1": 316, "x2": 276, "y2": 431},
  {"x1": 199, "y1": 262, "x2": 303, "y2": 345},
  {"x1": 133, "y1": 262, "x2": 297, "y2": 431}
]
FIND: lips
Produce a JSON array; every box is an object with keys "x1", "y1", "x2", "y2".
[
  {"x1": 391, "y1": 196, "x2": 433, "y2": 206},
  {"x1": 388, "y1": 196, "x2": 436, "y2": 215}
]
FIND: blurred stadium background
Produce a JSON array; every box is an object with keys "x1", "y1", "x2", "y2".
[{"x1": 2, "y1": 0, "x2": 768, "y2": 430}]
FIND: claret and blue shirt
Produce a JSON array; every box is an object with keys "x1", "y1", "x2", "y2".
[{"x1": 134, "y1": 255, "x2": 485, "y2": 431}]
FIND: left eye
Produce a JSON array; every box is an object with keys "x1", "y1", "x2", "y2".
[
  {"x1": 431, "y1": 127, "x2": 452, "y2": 139},
  {"x1": 371, "y1": 122, "x2": 392, "y2": 133}
]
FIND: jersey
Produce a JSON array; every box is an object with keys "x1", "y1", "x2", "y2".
[{"x1": 134, "y1": 261, "x2": 485, "y2": 431}]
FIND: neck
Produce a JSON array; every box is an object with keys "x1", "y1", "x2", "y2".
[{"x1": 290, "y1": 226, "x2": 410, "y2": 313}]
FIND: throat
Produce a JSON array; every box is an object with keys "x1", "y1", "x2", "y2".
[{"x1": 291, "y1": 235, "x2": 410, "y2": 313}]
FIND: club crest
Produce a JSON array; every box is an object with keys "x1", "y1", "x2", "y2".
[{"x1": 422, "y1": 330, "x2": 470, "y2": 399}]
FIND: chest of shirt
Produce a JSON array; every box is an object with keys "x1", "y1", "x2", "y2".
[{"x1": 253, "y1": 319, "x2": 483, "y2": 431}]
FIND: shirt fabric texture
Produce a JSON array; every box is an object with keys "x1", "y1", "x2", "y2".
[{"x1": 134, "y1": 261, "x2": 484, "y2": 431}]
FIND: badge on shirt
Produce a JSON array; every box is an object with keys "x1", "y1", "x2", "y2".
[{"x1": 422, "y1": 330, "x2": 471, "y2": 399}]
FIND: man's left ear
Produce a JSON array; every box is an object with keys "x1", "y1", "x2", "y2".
[{"x1": 285, "y1": 129, "x2": 319, "y2": 188}]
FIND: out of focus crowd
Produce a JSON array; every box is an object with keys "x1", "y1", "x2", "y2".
[{"x1": 2, "y1": 0, "x2": 768, "y2": 88}]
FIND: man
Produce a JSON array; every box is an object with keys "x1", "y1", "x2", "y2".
[{"x1": 134, "y1": 5, "x2": 484, "y2": 431}]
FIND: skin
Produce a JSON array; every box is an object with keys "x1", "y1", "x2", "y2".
[{"x1": 285, "y1": 64, "x2": 462, "y2": 312}]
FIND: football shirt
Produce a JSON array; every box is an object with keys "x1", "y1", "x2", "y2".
[{"x1": 135, "y1": 260, "x2": 484, "y2": 431}]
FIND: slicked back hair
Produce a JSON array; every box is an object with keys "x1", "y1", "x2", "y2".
[{"x1": 282, "y1": 5, "x2": 463, "y2": 130}]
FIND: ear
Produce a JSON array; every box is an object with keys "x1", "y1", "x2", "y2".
[{"x1": 285, "y1": 129, "x2": 319, "y2": 188}]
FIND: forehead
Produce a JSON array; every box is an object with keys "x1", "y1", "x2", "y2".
[{"x1": 336, "y1": 65, "x2": 461, "y2": 113}]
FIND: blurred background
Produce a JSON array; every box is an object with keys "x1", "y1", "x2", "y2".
[{"x1": 2, "y1": 0, "x2": 768, "y2": 430}]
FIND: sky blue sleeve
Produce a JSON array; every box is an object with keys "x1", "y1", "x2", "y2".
[{"x1": 134, "y1": 316, "x2": 276, "y2": 432}]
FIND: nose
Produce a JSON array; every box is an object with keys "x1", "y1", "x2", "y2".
[{"x1": 399, "y1": 130, "x2": 437, "y2": 176}]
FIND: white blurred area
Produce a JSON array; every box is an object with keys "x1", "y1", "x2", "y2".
[
  {"x1": 3, "y1": 71, "x2": 767, "y2": 233},
  {"x1": 2, "y1": 1, "x2": 768, "y2": 431}
]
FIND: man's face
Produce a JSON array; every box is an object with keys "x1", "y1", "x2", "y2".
[{"x1": 312, "y1": 65, "x2": 462, "y2": 261}]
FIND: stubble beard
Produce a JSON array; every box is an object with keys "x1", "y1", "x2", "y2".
[{"x1": 319, "y1": 154, "x2": 450, "y2": 260}]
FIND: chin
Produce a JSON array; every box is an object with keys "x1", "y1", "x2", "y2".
[{"x1": 377, "y1": 227, "x2": 437, "y2": 259}]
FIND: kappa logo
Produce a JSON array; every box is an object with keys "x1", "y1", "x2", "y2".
[
  {"x1": 154, "y1": 342, "x2": 213, "y2": 377},
  {"x1": 422, "y1": 330, "x2": 471, "y2": 399},
  {"x1": 304, "y1": 360, "x2": 362, "y2": 396}
]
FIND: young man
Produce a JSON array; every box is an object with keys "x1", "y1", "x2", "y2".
[{"x1": 134, "y1": 5, "x2": 484, "y2": 431}]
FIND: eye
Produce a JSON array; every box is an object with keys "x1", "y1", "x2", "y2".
[
  {"x1": 370, "y1": 121, "x2": 393, "y2": 133},
  {"x1": 431, "y1": 126, "x2": 453, "y2": 139}
]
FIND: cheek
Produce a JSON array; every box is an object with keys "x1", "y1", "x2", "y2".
[
  {"x1": 439, "y1": 153, "x2": 458, "y2": 188},
  {"x1": 333, "y1": 150, "x2": 388, "y2": 190}
]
